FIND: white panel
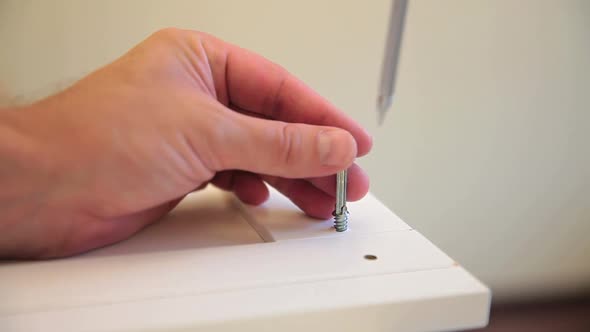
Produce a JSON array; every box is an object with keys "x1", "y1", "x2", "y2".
[
  {"x1": 85, "y1": 187, "x2": 264, "y2": 257},
  {"x1": 0, "y1": 230, "x2": 452, "y2": 316},
  {"x1": 0, "y1": 267, "x2": 489, "y2": 332},
  {"x1": 0, "y1": 186, "x2": 490, "y2": 331},
  {"x1": 236, "y1": 187, "x2": 411, "y2": 242}
]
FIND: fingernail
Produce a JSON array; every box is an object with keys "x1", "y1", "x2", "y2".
[{"x1": 318, "y1": 130, "x2": 352, "y2": 167}]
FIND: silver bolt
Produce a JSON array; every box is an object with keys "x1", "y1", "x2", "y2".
[{"x1": 333, "y1": 169, "x2": 349, "y2": 232}]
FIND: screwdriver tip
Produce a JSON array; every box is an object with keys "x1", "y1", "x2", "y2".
[
  {"x1": 376, "y1": 95, "x2": 393, "y2": 126},
  {"x1": 377, "y1": 111, "x2": 385, "y2": 126}
]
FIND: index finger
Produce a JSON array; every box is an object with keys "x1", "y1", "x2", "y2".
[{"x1": 200, "y1": 33, "x2": 372, "y2": 156}]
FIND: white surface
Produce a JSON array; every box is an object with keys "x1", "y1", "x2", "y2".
[
  {"x1": 2, "y1": 0, "x2": 586, "y2": 300},
  {"x1": 87, "y1": 188, "x2": 264, "y2": 256},
  {"x1": 0, "y1": 187, "x2": 490, "y2": 331},
  {"x1": 237, "y1": 189, "x2": 410, "y2": 241},
  {"x1": 1, "y1": 268, "x2": 489, "y2": 332}
]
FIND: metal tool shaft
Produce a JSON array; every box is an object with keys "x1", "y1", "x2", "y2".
[
  {"x1": 333, "y1": 169, "x2": 349, "y2": 232},
  {"x1": 377, "y1": 0, "x2": 408, "y2": 125}
]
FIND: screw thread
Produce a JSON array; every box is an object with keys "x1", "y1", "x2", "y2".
[{"x1": 333, "y1": 208, "x2": 349, "y2": 232}]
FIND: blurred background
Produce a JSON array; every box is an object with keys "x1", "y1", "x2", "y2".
[{"x1": 1, "y1": 0, "x2": 589, "y2": 330}]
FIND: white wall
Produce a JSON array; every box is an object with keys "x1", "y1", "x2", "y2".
[{"x1": 1, "y1": 0, "x2": 589, "y2": 300}]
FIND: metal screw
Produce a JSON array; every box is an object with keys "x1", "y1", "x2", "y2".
[{"x1": 333, "y1": 169, "x2": 349, "y2": 232}]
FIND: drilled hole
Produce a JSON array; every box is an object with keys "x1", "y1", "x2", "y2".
[{"x1": 364, "y1": 254, "x2": 378, "y2": 261}]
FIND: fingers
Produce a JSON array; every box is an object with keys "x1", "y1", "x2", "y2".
[
  {"x1": 211, "y1": 171, "x2": 269, "y2": 205},
  {"x1": 306, "y1": 163, "x2": 370, "y2": 201},
  {"x1": 264, "y1": 176, "x2": 335, "y2": 219},
  {"x1": 263, "y1": 171, "x2": 369, "y2": 219},
  {"x1": 208, "y1": 109, "x2": 357, "y2": 179},
  {"x1": 233, "y1": 173, "x2": 269, "y2": 205},
  {"x1": 199, "y1": 33, "x2": 372, "y2": 157},
  {"x1": 263, "y1": 164, "x2": 368, "y2": 218},
  {"x1": 210, "y1": 164, "x2": 368, "y2": 215}
]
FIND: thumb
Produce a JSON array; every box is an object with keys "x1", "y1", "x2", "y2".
[{"x1": 209, "y1": 110, "x2": 357, "y2": 178}]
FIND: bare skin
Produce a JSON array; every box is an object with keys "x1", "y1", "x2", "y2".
[{"x1": 0, "y1": 28, "x2": 372, "y2": 259}]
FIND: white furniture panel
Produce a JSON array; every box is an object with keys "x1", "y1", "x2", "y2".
[{"x1": 0, "y1": 188, "x2": 490, "y2": 331}]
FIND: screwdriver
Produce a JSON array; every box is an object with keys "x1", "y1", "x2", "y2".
[{"x1": 332, "y1": 0, "x2": 407, "y2": 231}]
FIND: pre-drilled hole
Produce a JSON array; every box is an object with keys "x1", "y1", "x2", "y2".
[{"x1": 364, "y1": 254, "x2": 378, "y2": 261}]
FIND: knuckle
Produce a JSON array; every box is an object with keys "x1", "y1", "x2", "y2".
[
  {"x1": 278, "y1": 123, "x2": 300, "y2": 166},
  {"x1": 153, "y1": 27, "x2": 184, "y2": 40},
  {"x1": 151, "y1": 28, "x2": 203, "y2": 46},
  {"x1": 263, "y1": 74, "x2": 288, "y2": 118}
]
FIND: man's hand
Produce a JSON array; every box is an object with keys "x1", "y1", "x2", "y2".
[{"x1": 0, "y1": 28, "x2": 372, "y2": 259}]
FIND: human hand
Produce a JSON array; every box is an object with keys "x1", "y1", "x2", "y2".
[{"x1": 0, "y1": 28, "x2": 372, "y2": 258}]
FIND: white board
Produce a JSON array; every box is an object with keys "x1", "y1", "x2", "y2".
[{"x1": 0, "y1": 186, "x2": 490, "y2": 331}]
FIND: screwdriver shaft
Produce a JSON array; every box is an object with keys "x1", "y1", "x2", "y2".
[
  {"x1": 335, "y1": 170, "x2": 347, "y2": 214},
  {"x1": 333, "y1": 169, "x2": 349, "y2": 232}
]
